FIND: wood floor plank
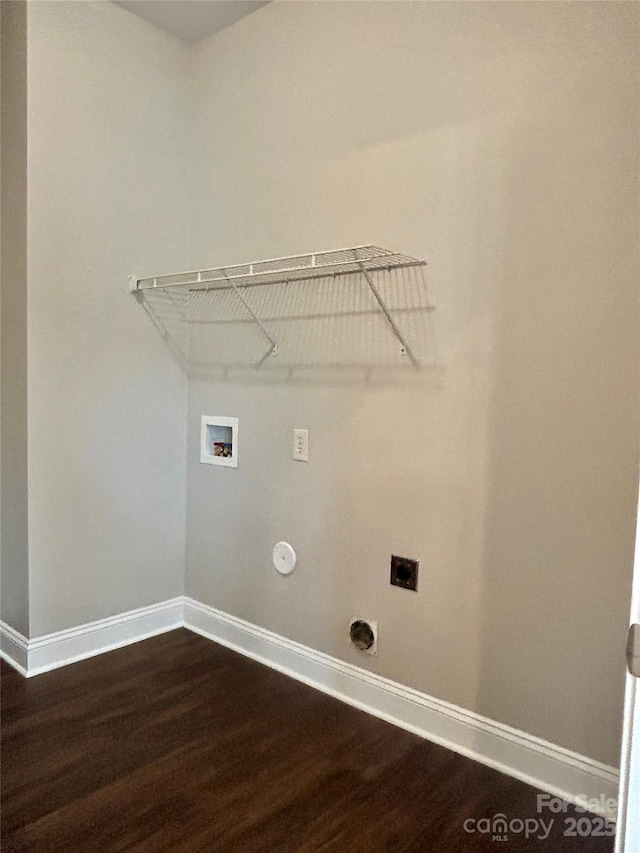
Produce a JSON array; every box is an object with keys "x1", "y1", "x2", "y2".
[{"x1": 0, "y1": 629, "x2": 615, "y2": 852}]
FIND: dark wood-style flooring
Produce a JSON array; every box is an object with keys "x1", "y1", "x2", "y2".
[{"x1": 1, "y1": 629, "x2": 615, "y2": 851}]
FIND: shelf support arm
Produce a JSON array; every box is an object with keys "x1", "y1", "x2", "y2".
[
  {"x1": 223, "y1": 272, "x2": 278, "y2": 359},
  {"x1": 353, "y1": 253, "x2": 419, "y2": 367}
]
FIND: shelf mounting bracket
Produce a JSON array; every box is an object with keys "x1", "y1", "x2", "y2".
[
  {"x1": 223, "y1": 271, "x2": 278, "y2": 361},
  {"x1": 353, "y1": 251, "x2": 419, "y2": 367}
]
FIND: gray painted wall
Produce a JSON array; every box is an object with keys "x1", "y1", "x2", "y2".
[
  {"x1": 1, "y1": 0, "x2": 29, "y2": 637},
  {"x1": 186, "y1": 1, "x2": 639, "y2": 766},
  {"x1": 25, "y1": 1, "x2": 191, "y2": 635}
]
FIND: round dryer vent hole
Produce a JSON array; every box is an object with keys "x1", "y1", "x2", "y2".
[{"x1": 349, "y1": 618, "x2": 378, "y2": 655}]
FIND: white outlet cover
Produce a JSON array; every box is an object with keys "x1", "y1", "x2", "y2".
[
  {"x1": 292, "y1": 428, "x2": 308, "y2": 462},
  {"x1": 273, "y1": 541, "x2": 297, "y2": 575}
]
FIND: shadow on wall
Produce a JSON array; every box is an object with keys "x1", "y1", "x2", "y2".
[{"x1": 135, "y1": 264, "x2": 439, "y2": 387}]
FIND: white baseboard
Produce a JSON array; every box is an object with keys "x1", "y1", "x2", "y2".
[
  {"x1": 183, "y1": 597, "x2": 619, "y2": 820},
  {"x1": 0, "y1": 621, "x2": 29, "y2": 675},
  {"x1": 2, "y1": 596, "x2": 620, "y2": 820},
  {"x1": 0, "y1": 597, "x2": 183, "y2": 678}
]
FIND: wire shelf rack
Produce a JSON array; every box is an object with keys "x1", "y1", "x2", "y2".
[
  {"x1": 130, "y1": 246, "x2": 433, "y2": 371},
  {"x1": 131, "y1": 246, "x2": 425, "y2": 293}
]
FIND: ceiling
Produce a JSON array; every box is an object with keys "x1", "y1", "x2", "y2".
[{"x1": 113, "y1": 1, "x2": 270, "y2": 44}]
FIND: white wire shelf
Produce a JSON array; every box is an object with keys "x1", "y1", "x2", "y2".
[
  {"x1": 130, "y1": 246, "x2": 431, "y2": 369},
  {"x1": 130, "y1": 246, "x2": 425, "y2": 293}
]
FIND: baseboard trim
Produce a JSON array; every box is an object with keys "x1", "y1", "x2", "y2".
[
  {"x1": 1, "y1": 598, "x2": 184, "y2": 678},
  {"x1": 183, "y1": 597, "x2": 619, "y2": 819},
  {"x1": 0, "y1": 621, "x2": 29, "y2": 675}
]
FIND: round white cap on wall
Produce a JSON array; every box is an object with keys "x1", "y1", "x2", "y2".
[{"x1": 273, "y1": 541, "x2": 297, "y2": 575}]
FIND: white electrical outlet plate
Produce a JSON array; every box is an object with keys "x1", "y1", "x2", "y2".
[{"x1": 293, "y1": 429, "x2": 309, "y2": 462}]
